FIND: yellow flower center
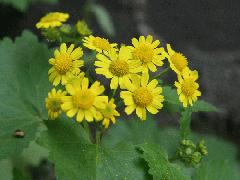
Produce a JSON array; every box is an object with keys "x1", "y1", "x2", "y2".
[
  {"x1": 93, "y1": 37, "x2": 111, "y2": 50},
  {"x1": 171, "y1": 53, "x2": 188, "y2": 72},
  {"x1": 109, "y1": 60, "x2": 129, "y2": 76},
  {"x1": 181, "y1": 78, "x2": 197, "y2": 97},
  {"x1": 102, "y1": 104, "x2": 114, "y2": 118},
  {"x1": 134, "y1": 44, "x2": 155, "y2": 63},
  {"x1": 42, "y1": 13, "x2": 59, "y2": 22},
  {"x1": 73, "y1": 89, "x2": 95, "y2": 109},
  {"x1": 48, "y1": 98, "x2": 61, "y2": 112},
  {"x1": 133, "y1": 87, "x2": 153, "y2": 107},
  {"x1": 54, "y1": 53, "x2": 72, "y2": 75}
]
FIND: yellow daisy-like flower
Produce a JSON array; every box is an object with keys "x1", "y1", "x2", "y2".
[
  {"x1": 95, "y1": 46, "x2": 142, "y2": 89},
  {"x1": 174, "y1": 67, "x2": 201, "y2": 107},
  {"x1": 120, "y1": 74, "x2": 164, "y2": 120},
  {"x1": 48, "y1": 43, "x2": 84, "y2": 86},
  {"x1": 76, "y1": 20, "x2": 92, "y2": 36},
  {"x1": 165, "y1": 44, "x2": 188, "y2": 75},
  {"x1": 83, "y1": 35, "x2": 117, "y2": 53},
  {"x1": 97, "y1": 98, "x2": 120, "y2": 128},
  {"x1": 128, "y1": 35, "x2": 166, "y2": 73},
  {"x1": 45, "y1": 88, "x2": 67, "y2": 120},
  {"x1": 61, "y1": 77, "x2": 108, "y2": 122},
  {"x1": 36, "y1": 12, "x2": 69, "y2": 29}
]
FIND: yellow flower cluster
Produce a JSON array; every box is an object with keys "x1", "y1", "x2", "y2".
[{"x1": 41, "y1": 12, "x2": 201, "y2": 128}]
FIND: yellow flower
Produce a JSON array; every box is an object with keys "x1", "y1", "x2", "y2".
[
  {"x1": 95, "y1": 46, "x2": 142, "y2": 89},
  {"x1": 120, "y1": 74, "x2": 164, "y2": 120},
  {"x1": 61, "y1": 77, "x2": 108, "y2": 122},
  {"x1": 128, "y1": 35, "x2": 166, "y2": 73},
  {"x1": 174, "y1": 67, "x2": 201, "y2": 107},
  {"x1": 97, "y1": 98, "x2": 120, "y2": 128},
  {"x1": 83, "y1": 35, "x2": 117, "y2": 53},
  {"x1": 165, "y1": 44, "x2": 188, "y2": 75},
  {"x1": 48, "y1": 43, "x2": 84, "y2": 86},
  {"x1": 45, "y1": 88, "x2": 67, "y2": 120},
  {"x1": 36, "y1": 12, "x2": 69, "y2": 29},
  {"x1": 76, "y1": 20, "x2": 92, "y2": 36}
]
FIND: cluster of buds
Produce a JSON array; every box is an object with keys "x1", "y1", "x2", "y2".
[{"x1": 175, "y1": 139, "x2": 208, "y2": 167}]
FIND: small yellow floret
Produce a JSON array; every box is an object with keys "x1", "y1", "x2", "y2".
[
  {"x1": 133, "y1": 87, "x2": 153, "y2": 107},
  {"x1": 109, "y1": 60, "x2": 129, "y2": 76},
  {"x1": 73, "y1": 89, "x2": 95, "y2": 109}
]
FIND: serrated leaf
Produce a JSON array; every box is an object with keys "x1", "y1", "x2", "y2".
[
  {"x1": 179, "y1": 105, "x2": 192, "y2": 139},
  {"x1": 90, "y1": 4, "x2": 116, "y2": 37},
  {"x1": 0, "y1": 0, "x2": 58, "y2": 12},
  {"x1": 0, "y1": 30, "x2": 55, "y2": 161},
  {"x1": 36, "y1": 115, "x2": 149, "y2": 180},
  {"x1": 139, "y1": 141, "x2": 191, "y2": 180},
  {"x1": 193, "y1": 159, "x2": 240, "y2": 180},
  {"x1": 162, "y1": 87, "x2": 220, "y2": 114}
]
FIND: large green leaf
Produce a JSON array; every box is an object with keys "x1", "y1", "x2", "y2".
[
  {"x1": 36, "y1": 115, "x2": 149, "y2": 180},
  {"x1": 139, "y1": 141, "x2": 191, "y2": 180},
  {"x1": 0, "y1": 0, "x2": 58, "y2": 12},
  {"x1": 0, "y1": 30, "x2": 55, "y2": 161}
]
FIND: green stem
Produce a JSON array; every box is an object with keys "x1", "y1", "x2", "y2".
[
  {"x1": 82, "y1": 120, "x2": 94, "y2": 143},
  {"x1": 85, "y1": 52, "x2": 97, "y2": 84},
  {"x1": 96, "y1": 130, "x2": 103, "y2": 147},
  {"x1": 149, "y1": 69, "x2": 153, "y2": 80},
  {"x1": 153, "y1": 67, "x2": 171, "y2": 79},
  {"x1": 109, "y1": 89, "x2": 117, "y2": 99}
]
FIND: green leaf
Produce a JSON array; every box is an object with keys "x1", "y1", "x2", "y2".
[
  {"x1": 193, "y1": 159, "x2": 240, "y2": 180},
  {"x1": 90, "y1": 4, "x2": 116, "y2": 37},
  {"x1": 0, "y1": 0, "x2": 58, "y2": 12},
  {"x1": 162, "y1": 87, "x2": 220, "y2": 114},
  {"x1": 179, "y1": 105, "x2": 192, "y2": 139},
  {"x1": 0, "y1": 30, "x2": 55, "y2": 161},
  {"x1": 36, "y1": 115, "x2": 149, "y2": 179},
  {"x1": 139, "y1": 141, "x2": 191, "y2": 180}
]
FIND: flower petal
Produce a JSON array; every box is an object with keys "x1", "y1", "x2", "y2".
[
  {"x1": 110, "y1": 76, "x2": 119, "y2": 89},
  {"x1": 125, "y1": 104, "x2": 136, "y2": 115},
  {"x1": 66, "y1": 107, "x2": 78, "y2": 117},
  {"x1": 76, "y1": 109, "x2": 84, "y2": 122}
]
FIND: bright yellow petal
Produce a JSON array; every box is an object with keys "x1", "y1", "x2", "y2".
[
  {"x1": 110, "y1": 76, "x2": 119, "y2": 89},
  {"x1": 84, "y1": 109, "x2": 93, "y2": 122},
  {"x1": 53, "y1": 74, "x2": 61, "y2": 86},
  {"x1": 167, "y1": 44, "x2": 175, "y2": 57},
  {"x1": 152, "y1": 87, "x2": 162, "y2": 95},
  {"x1": 125, "y1": 104, "x2": 136, "y2": 115},
  {"x1": 95, "y1": 61, "x2": 109, "y2": 68},
  {"x1": 147, "y1": 79, "x2": 158, "y2": 91},
  {"x1": 136, "y1": 106, "x2": 143, "y2": 119},
  {"x1": 142, "y1": 107, "x2": 146, "y2": 120},
  {"x1": 60, "y1": 43, "x2": 67, "y2": 54},
  {"x1": 146, "y1": 35, "x2": 153, "y2": 44},
  {"x1": 76, "y1": 109, "x2": 84, "y2": 122},
  {"x1": 152, "y1": 40, "x2": 160, "y2": 49},
  {"x1": 152, "y1": 58, "x2": 164, "y2": 66},
  {"x1": 147, "y1": 62, "x2": 157, "y2": 72},
  {"x1": 66, "y1": 107, "x2": 78, "y2": 117},
  {"x1": 71, "y1": 47, "x2": 83, "y2": 60},
  {"x1": 81, "y1": 77, "x2": 89, "y2": 89},
  {"x1": 132, "y1": 38, "x2": 139, "y2": 47},
  {"x1": 122, "y1": 77, "x2": 136, "y2": 92},
  {"x1": 66, "y1": 84, "x2": 76, "y2": 95},
  {"x1": 141, "y1": 73, "x2": 149, "y2": 87},
  {"x1": 67, "y1": 44, "x2": 74, "y2": 55},
  {"x1": 146, "y1": 105, "x2": 159, "y2": 114},
  {"x1": 54, "y1": 49, "x2": 60, "y2": 58},
  {"x1": 139, "y1": 36, "x2": 145, "y2": 44}
]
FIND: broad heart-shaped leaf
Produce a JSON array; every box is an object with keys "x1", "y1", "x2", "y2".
[
  {"x1": 193, "y1": 159, "x2": 240, "y2": 180},
  {"x1": 0, "y1": 0, "x2": 58, "y2": 12},
  {"x1": 161, "y1": 86, "x2": 220, "y2": 115},
  {"x1": 0, "y1": 30, "x2": 55, "y2": 161},
  {"x1": 139, "y1": 141, "x2": 191, "y2": 180},
  {"x1": 36, "y1": 115, "x2": 149, "y2": 180}
]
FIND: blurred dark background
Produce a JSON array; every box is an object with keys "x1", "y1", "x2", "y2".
[{"x1": 1, "y1": 0, "x2": 240, "y2": 154}]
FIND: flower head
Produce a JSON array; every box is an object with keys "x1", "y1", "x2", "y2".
[
  {"x1": 95, "y1": 46, "x2": 142, "y2": 89},
  {"x1": 97, "y1": 98, "x2": 120, "y2": 128},
  {"x1": 174, "y1": 67, "x2": 201, "y2": 107},
  {"x1": 83, "y1": 35, "x2": 117, "y2": 53},
  {"x1": 36, "y1": 12, "x2": 69, "y2": 29},
  {"x1": 76, "y1": 20, "x2": 92, "y2": 36},
  {"x1": 61, "y1": 77, "x2": 108, "y2": 122},
  {"x1": 165, "y1": 44, "x2": 188, "y2": 75},
  {"x1": 45, "y1": 88, "x2": 67, "y2": 120},
  {"x1": 120, "y1": 74, "x2": 164, "y2": 120},
  {"x1": 128, "y1": 35, "x2": 166, "y2": 73},
  {"x1": 48, "y1": 43, "x2": 84, "y2": 86}
]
